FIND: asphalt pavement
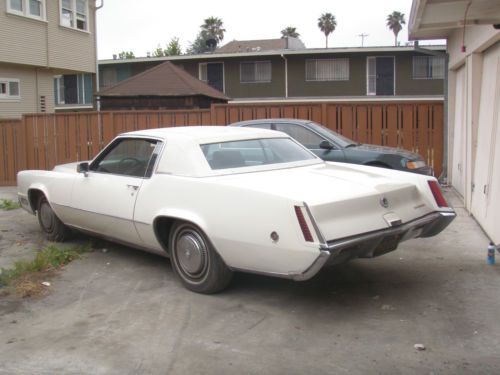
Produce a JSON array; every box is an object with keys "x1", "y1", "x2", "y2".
[{"x1": 0, "y1": 186, "x2": 499, "y2": 375}]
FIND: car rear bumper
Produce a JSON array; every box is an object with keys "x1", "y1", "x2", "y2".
[{"x1": 293, "y1": 210, "x2": 456, "y2": 281}]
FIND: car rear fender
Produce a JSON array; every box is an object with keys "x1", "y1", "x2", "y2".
[{"x1": 152, "y1": 209, "x2": 208, "y2": 253}]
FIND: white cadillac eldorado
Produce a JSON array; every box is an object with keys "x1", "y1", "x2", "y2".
[{"x1": 17, "y1": 126, "x2": 455, "y2": 293}]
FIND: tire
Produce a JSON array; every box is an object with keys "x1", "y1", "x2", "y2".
[
  {"x1": 37, "y1": 197, "x2": 70, "y2": 242},
  {"x1": 169, "y1": 222, "x2": 233, "y2": 294}
]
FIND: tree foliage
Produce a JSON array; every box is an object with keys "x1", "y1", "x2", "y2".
[
  {"x1": 317, "y1": 13, "x2": 337, "y2": 48},
  {"x1": 165, "y1": 37, "x2": 182, "y2": 56},
  {"x1": 200, "y1": 16, "x2": 226, "y2": 44},
  {"x1": 116, "y1": 51, "x2": 135, "y2": 59},
  {"x1": 152, "y1": 37, "x2": 182, "y2": 57},
  {"x1": 281, "y1": 27, "x2": 300, "y2": 39},
  {"x1": 386, "y1": 11, "x2": 406, "y2": 46},
  {"x1": 188, "y1": 16, "x2": 226, "y2": 54}
]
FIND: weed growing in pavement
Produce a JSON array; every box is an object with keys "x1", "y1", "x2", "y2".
[
  {"x1": 0, "y1": 244, "x2": 91, "y2": 297},
  {"x1": 0, "y1": 199, "x2": 20, "y2": 211}
]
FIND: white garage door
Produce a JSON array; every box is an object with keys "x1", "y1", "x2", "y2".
[
  {"x1": 471, "y1": 42, "x2": 500, "y2": 243},
  {"x1": 451, "y1": 65, "x2": 467, "y2": 197}
]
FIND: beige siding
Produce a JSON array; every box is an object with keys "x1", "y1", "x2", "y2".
[
  {"x1": 0, "y1": 63, "x2": 55, "y2": 118},
  {"x1": 0, "y1": 5, "x2": 48, "y2": 67},
  {"x1": 46, "y1": 0, "x2": 96, "y2": 72},
  {"x1": 0, "y1": 0, "x2": 96, "y2": 73}
]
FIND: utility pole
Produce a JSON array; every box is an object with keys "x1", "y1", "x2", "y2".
[{"x1": 358, "y1": 33, "x2": 368, "y2": 47}]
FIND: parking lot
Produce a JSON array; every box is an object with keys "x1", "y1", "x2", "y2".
[{"x1": 0, "y1": 186, "x2": 499, "y2": 375}]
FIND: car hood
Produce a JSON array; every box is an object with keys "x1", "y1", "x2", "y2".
[
  {"x1": 210, "y1": 162, "x2": 433, "y2": 240},
  {"x1": 353, "y1": 144, "x2": 420, "y2": 160}
]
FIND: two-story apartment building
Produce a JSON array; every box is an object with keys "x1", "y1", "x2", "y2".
[
  {"x1": 0, "y1": 0, "x2": 100, "y2": 118},
  {"x1": 99, "y1": 42, "x2": 446, "y2": 102}
]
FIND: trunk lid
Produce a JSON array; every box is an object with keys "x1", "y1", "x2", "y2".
[{"x1": 211, "y1": 162, "x2": 432, "y2": 240}]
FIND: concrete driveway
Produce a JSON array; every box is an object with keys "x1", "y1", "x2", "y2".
[{"x1": 0, "y1": 187, "x2": 499, "y2": 375}]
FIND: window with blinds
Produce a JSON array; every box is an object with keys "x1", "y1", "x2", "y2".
[
  {"x1": 305, "y1": 59, "x2": 349, "y2": 81},
  {"x1": 413, "y1": 56, "x2": 445, "y2": 79},
  {"x1": 240, "y1": 61, "x2": 272, "y2": 83}
]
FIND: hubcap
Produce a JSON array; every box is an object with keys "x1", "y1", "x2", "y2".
[
  {"x1": 39, "y1": 203, "x2": 54, "y2": 231},
  {"x1": 176, "y1": 231, "x2": 207, "y2": 276}
]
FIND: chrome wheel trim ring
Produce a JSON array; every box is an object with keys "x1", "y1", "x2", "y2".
[
  {"x1": 175, "y1": 228, "x2": 208, "y2": 279},
  {"x1": 39, "y1": 203, "x2": 55, "y2": 232}
]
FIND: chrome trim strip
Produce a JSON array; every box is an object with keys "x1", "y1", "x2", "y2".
[
  {"x1": 292, "y1": 251, "x2": 331, "y2": 281},
  {"x1": 325, "y1": 211, "x2": 455, "y2": 252},
  {"x1": 51, "y1": 203, "x2": 151, "y2": 226},
  {"x1": 303, "y1": 202, "x2": 327, "y2": 245}
]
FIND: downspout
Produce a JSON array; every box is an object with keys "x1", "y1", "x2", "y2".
[
  {"x1": 281, "y1": 54, "x2": 288, "y2": 99},
  {"x1": 95, "y1": 0, "x2": 104, "y2": 111}
]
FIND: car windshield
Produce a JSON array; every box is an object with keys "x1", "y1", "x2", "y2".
[
  {"x1": 201, "y1": 138, "x2": 317, "y2": 170},
  {"x1": 308, "y1": 122, "x2": 360, "y2": 147}
]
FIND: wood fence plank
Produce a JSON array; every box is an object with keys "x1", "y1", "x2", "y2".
[
  {"x1": 433, "y1": 104, "x2": 444, "y2": 177},
  {"x1": 401, "y1": 105, "x2": 414, "y2": 152},
  {"x1": 0, "y1": 103, "x2": 445, "y2": 184},
  {"x1": 356, "y1": 106, "x2": 368, "y2": 143},
  {"x1": 417, "y1": 104, "x2": 430, "y2": 163},
  {"x1": 386, "y1": 105, "x2": 398, "y2": 147}
]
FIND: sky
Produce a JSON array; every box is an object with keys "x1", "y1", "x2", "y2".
[{"x1": 96, "y1": 0, "x2": 444, "y2": 60}]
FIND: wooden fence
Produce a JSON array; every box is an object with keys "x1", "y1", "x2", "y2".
[{"x1": 0, "y1": 101, "x2": 443, "y2": 186}]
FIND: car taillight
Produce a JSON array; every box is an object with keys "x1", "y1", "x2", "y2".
[
  {"x1": 428, "y1": 180, "x2": 448, "y2": 208},
  {"x1": 294, "y1": 206, "x2": 314, "y2": 242}
]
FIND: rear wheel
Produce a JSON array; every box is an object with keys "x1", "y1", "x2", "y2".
[
  {"x1": 169, "y1": 222, "x2": 233, "y2": 294},
  {"x1": 37, "y1": 197, "x2": 70, "y2": 242}
]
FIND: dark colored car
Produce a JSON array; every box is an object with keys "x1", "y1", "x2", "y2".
[{"x1": 231, "y1": 119, "x2": 433, "y2": 175}]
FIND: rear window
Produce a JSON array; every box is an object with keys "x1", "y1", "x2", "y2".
[{"x1": 201, "y1": 138, "x2": 316, "y2": 170}]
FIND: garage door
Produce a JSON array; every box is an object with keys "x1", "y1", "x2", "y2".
[
  {"x1": 471, "y1": 42, "x2": 500, "y2": 243},
  {"x1": 451, "y1": 65, "x2": 467, "y2": 198}
]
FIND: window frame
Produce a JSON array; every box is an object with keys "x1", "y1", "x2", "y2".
[
  {"x1": 54, "y1": 73, "x2": 92, "y2": 106},
  {"x1": 6, "y1": 0, "x2": 46, "y2": 21},
  {"x1": 59, "y1": 0, "x2": 89, "y2": 32},
  {"x1": 89, "y1": 137, "x2": 163, "y2": 178},
  {"x1": 305, "y1": 58, "x2": 350, "y2": 82},
  {"x1": 239, "y1": 61, "x2": 272, "y2": 84},
  {"x1": 0, "y1": 78, "x2": 21, "y2": 101},
  {"x1": 412, "y1": 55, "x2": 446, "y2": 80}
]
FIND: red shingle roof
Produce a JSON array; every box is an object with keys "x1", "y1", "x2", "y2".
[{"x1": 98, "y1": 61, "x2": 229, "y2": 100}]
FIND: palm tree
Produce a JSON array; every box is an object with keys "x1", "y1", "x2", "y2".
[
  {"x1": 281, "y1": 27, "x2": 300, "y2": 39},
  {"x1": 317, "y1": 13, "x2": 337, "y2": 48},
  {"x1": 386, "y1": 11, "x2": 406, "y2": 46},
  {"x1": 200, "y1": 17, "x2": 226, "y2": 45}
]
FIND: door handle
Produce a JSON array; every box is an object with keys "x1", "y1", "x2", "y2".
[{"x1": 127, "y1": 184, "x2": 139, "y2": 191}]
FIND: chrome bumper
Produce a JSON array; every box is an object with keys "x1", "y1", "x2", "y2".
[{"x1": 293, "y1": 211, "x2": 456, "y2": 281}]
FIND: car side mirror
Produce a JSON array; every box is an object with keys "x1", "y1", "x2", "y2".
[
  {"x1": 319, "y1": 140, "x2": 334, "y2": 150},
  {"x1": 77, "y1": 162, "x2": 89, "y2": 177}
]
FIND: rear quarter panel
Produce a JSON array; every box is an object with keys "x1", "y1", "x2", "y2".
[{"x1": 134, "y1": 174, "x2": 322, "y2": 276}]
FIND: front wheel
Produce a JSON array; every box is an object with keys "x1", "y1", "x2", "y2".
[
  {"x1": 37, "y1": 197, "x2": 70, "y2": 242},
  {"x1": 169, "y1": 222, "x2": 233, "y2": 294}
]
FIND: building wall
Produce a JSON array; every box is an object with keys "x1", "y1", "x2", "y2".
[
  {"x1": 0, "y1": 63, "x2": 55, "y2": 118},
  {"x1": 0, "y1": 0, "x2": 97, "y2": 73},
  {"x1": 395, "y1": 53, "x2": 444, "y2": 95},
  {"x1": 446, "y1": 25, "x2": 500, "y2": 243},
  {"x1": 97, "y1": 50, "x2": 445, "y2": 99}
]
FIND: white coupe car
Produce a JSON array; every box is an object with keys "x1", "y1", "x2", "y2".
[{"x1": 17, "y1": 126, "x2": 455, "y2": 293}]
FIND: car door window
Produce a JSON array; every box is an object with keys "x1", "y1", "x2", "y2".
[
  {"x1": 274, "y1": 124, "x2": 325, "y2": 149},
  {"x1": 91, "y1": 138, "x2": 159, "y2": 178}
]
